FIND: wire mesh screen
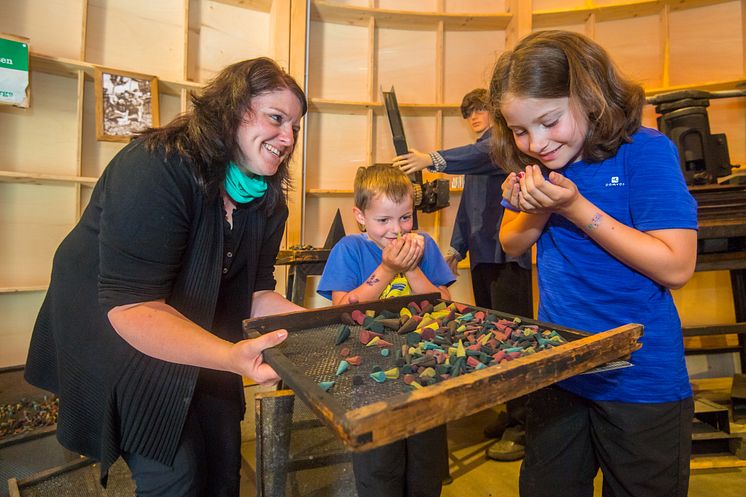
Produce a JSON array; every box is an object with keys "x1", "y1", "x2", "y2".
[{"x1": 278, "y1": 322, "x2": 414, "y2": 411}]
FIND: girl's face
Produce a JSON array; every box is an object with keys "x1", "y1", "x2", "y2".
[
  {"x1": 353, "y1": 193, "x2": 414, "y2": 250},
  {"x1": 235, "y1": 88, "x2": 303, "y2": 176},
  {"x1": 500, "y1": 94, "x2": 588, "y2": 169}
]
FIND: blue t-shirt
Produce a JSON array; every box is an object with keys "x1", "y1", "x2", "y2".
[
  {"x1": 317, "y1": 233, "x2": 456, "y2": 301},
  {"x1": 538, "y1": 127, "x2": 698, "y2": 403}
]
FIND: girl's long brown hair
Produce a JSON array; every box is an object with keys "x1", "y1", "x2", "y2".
[
  {"x1": 488, "y1": 30, "x2": 645, "y2": 173},
  {"x1": 141, "y1": 57, "x2": 307, "y2": 211}
]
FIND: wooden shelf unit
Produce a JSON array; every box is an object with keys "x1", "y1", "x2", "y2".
[{"x1": 0, "y1": 0, "x2": 305, "y2": 367}]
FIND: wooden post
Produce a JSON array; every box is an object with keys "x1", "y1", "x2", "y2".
[{"x1": 255, "y1": 390, "x2": 296, "y2": 497}]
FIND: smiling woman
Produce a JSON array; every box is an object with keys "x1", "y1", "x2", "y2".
[{"x1": 23, "y1": 58, "x2": 308, "y2": 497}]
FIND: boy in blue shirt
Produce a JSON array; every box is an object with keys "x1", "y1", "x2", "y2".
[{"x1": 317, "y1": 164, "x2": 455, "y2": 497}]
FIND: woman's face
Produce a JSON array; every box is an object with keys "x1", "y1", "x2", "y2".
[
  {"x1": 499, "y1": 94, "x2": 587, "y2": 169},
  {"x1": 235, "y1": 88, "x2": 303, "y2": 176}
]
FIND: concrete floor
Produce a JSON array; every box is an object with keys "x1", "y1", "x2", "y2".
[{"x1": 241, "y1": 406, "x2": 746, "y2": 497}]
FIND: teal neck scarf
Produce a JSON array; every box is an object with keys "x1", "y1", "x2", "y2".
[{"x1": 224, "y1": 161, "x2": 268, "y2": 203}]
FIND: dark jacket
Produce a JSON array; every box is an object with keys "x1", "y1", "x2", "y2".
[
  {"x1": 25, "y1": 139, "x2": 287, "y2": 480},
  {"x1": 437, "y1": 129, "x2": 531, "y2": 270}
]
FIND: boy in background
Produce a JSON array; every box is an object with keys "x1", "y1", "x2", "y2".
[{"x1": 317, "y1": 164, "x2": 454, "y2": 497}]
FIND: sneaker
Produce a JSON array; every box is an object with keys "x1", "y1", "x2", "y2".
[{"x1": 485, "y1": 425, "x2": 525, "y2": 461}]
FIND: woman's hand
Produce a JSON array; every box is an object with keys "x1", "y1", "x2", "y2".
[
  {"x1": 392, "y1": 149, "x2": 432, "y2": 174},
  {"x1": 229, "y1": 329, "x2": 288, "y2": 386}
]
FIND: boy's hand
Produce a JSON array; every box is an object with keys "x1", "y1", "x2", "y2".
[
  {"x1": 392, "y1": 149, "x2": 431, "y2": 174},
  {"x1": 402, "y1": 233, "x2": 424, "y2": 272},
  {"x1": 382, "y1": 233, "x2": 423, "y2": 274}
]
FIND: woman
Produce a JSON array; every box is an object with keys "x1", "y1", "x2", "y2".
[{"x1": 25, "y1": 57, "x2": 307, "y2": 496}]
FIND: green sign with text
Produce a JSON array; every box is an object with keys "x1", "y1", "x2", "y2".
[{"x1": 0, "y1": 36, "x2": 30, "y2": 107}]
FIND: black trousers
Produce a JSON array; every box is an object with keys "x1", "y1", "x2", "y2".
[
  {"x1": 122, "y1": 369, "x2": 244, "y2": 497},
  {"x1": 520, "y1": 386, "x2": 693, "y2": 497},
  {"x1": 351, "y1": 424, "x2": 449, "y2": 497},
  {"x1": 471, "y1": 262, "x2": 533, "y2": 319}
]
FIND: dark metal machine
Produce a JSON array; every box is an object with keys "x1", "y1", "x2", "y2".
[
  {"x1": 382, "y1": 87, "x2": 450, "y2": 216},
  {"x1": 648, "y1": 89, "x2": 746, "y2": 185}
]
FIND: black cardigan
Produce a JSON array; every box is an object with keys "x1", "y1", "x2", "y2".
[{"x1": 25, "y1": 139, "x2": 288, "y2": 480}]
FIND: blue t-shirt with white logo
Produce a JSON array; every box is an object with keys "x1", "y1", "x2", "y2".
[
  {"x1": 317, "y1": 233, "x2": 456, "y2": 301},
  {"x1": 538, "y1": 127, "x2": 697, "y2": 402}
]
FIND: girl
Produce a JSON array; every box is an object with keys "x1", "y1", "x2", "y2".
[{"x1": 491, "y1": 30, "x2": 697, "y2": 497}]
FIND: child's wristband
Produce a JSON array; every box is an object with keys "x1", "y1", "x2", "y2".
[{"x1": 500, "y1": 198, "x2": 520, "y2": 213}]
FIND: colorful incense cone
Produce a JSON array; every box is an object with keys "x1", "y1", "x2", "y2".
[
  {"x1": 336, "y1": 360, "x2": 350, "y2": 376},
  {"x1": 420, "y1": 301, "x2": 434, "y2": 314},
  {"x1": 376, "y1": 339, "x2": 393, "y2": 347},
  {"x1": 351, "y1": 309, "x2": 366, "y2": 325},
  {"x1": 319, "y1": 381, "x2": 335, "y2": 392},
  {"x1": 370, "y1": 370, "x2": 387, "y2": 383},
  {"x1": 380, "y1": 348, "x2": 390, "y2": 357},
  {"x1": 456, "y1": 339, "x2": 466, "y2": 358},
  {"x1": 335, "y1": 325, "x2": 351, "y2": 345},
  {"x1": 403, "y1": 373, "x2": 415, "y2": 385},
  {"x1": 397, "y1": 317, "x2": 419, "y2": 335},
  {"x1": 352, "y1": 375, "x2": 364, "y2": 386},
  {"x1": 340, "y1": 312, "x2": 356, "y2": 326},
  {"x1": 410, "y1": 381, "x2": 423, "y2": 389},
  {"x1": 400, "y1": 306, "x2": 412, "y2": 319},
  {"x1": 366, "y1": 336, "x2": 381, "y2": 347},
  {"x1": 384, "y1": 367, "x2": 400, "y2": 379},
  {"x1": 379, "y1": 318, "x2": 401, "y2": 330},
  {"x1": 419, "y1": 367, "x2": 436, "y2": 379},
  {"x1": 340, "y1": 346, "x2": 351, "y2": 357},
  {"x1": 346, "y1": 355, "x2": 362, "y2": 366},
  {"x1": 358, "y1": 329, "x2": 373, "y2": 345}
]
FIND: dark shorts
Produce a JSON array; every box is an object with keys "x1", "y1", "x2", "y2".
[{"x1": 520, "y1": 386, "x2": 693, "y2": 497}]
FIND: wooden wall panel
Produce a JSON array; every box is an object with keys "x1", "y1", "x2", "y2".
[
  {"x1": 443, "y1": 30, "x2": 504, "y2": 103},
  {"x1": 442, "y1": 114, "x2": 474, "y2": 149},
  {"x1": 187, "y1": 1, "x2": 271, "y2": 82},
  {"x1": 596, "y1": 15, "x2": 662, "y2": 88},
  {"x1": 0, "y1": 0, "x2": 84, "y2": 59},
  {"x1": 445, "y1": 0, "x2": 506, "y2": 14},
  {"x1": 668, "y1": 1, "x2": 743, "y2": 86},
  {"x1": 304, "y1": 196, "x2": 357, "y2": 248},
  {"x1": 0, "y1": 293, "x2": 46, "y2": 367},
  {"x1": 532, "y1": 0, "x2": 585, "y2": 11},
  {"x1": 708, "y1": 98, "x2": 746, "y2": 166},
  {"x1": 378, "y1": 0, "x2": 437, "y2": 12},
  {"x1": 377, "y1": 28, "x2": 437, "y2": 104},
  {"x1": 308, "y1": 21, "x2": 369, "y2": 100},
  {"x1": 0, "y1": 184, "x2": 76, "y2": 286},
  {"x1": 306, "y1": 112, "x2": 368, "y2": 189},
  {"x1": 373, "y1": 114, "x2": 437, "y2": 164},
  {"x1": 0, "y1": 72, "x2": 78, "y2": 175},
  {"x1": 86, "y1": 0, "x2": 184, "y2": 81}
]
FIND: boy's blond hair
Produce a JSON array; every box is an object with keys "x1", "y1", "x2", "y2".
[{"x1": 354, "y1": 164, "x2": 414, "y2": 211}]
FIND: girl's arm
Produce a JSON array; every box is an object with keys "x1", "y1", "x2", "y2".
[
  {"x1": 107, "y1": 296, "x2": 288, "y2": 385},
  {"x1": 559, "y1": 193, "x2": 696, "y2": 289},
  {"x1": 499, "y1": 209, "x2": 550, "y2": 256},
  {"x1": 499, "y1": 171, "x2": 550, "y2": 255}
]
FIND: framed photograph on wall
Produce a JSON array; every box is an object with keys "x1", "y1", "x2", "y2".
[{"x1": 94, "y1": 67, "x2": 159, "y2": 142}]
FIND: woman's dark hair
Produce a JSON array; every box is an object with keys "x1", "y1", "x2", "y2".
[
  {"x1": 488, "y1": 30, "x2": 645, "y2": 173},
  {"x1": 460, "y1": 88, "x2": 489, "y2": 119},
  {"x1": 141, "y1": 57, "x2": 307, "y2": 211}
]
